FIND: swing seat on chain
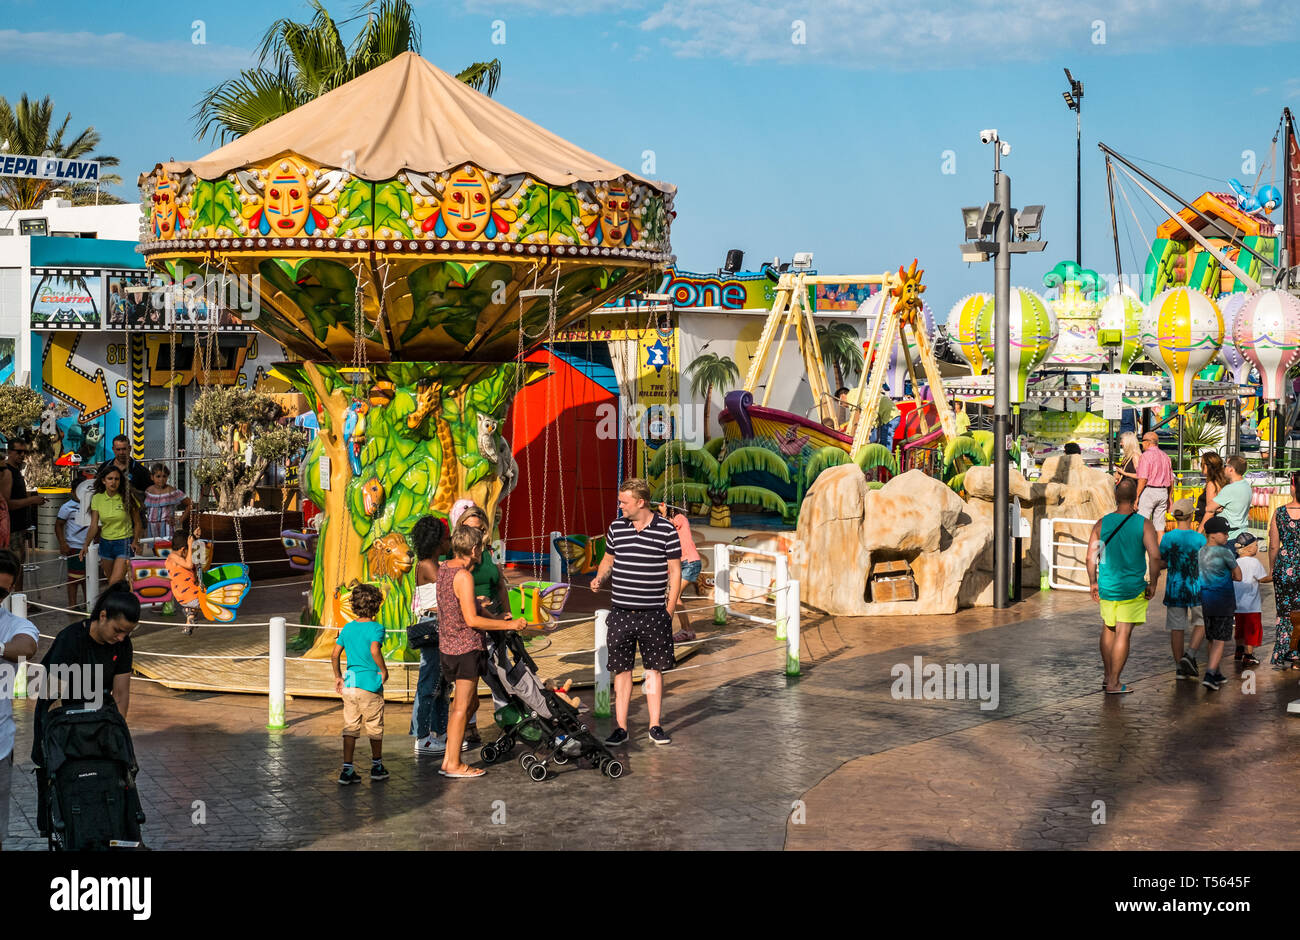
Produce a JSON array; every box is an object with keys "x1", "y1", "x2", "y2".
[
  {"x1": 551, "y1": 534, "x2": 606, "y2": 576},
  {"x1": 508, "y1": 580, "x2": 570, "y2": 626},
  {"x1": 129, "y1": 559, "x2": 174, "y2": 607},
  {"x1": 281, "y1": 530, "x2": 319, "y2": 572}
]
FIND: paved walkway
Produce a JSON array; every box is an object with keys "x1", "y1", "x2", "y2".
[{"x1": 6, "y1": 584, "x2": 1300, "y2": 850}]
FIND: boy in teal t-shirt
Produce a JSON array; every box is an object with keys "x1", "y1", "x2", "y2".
[
  {"x1": 331, "y1": 584, "x2": 389, "y2": 784},
  {"x1": 1198, "y1": 517, "x2": 1241, "y2": 691},
  {"x1": 1158, "y1": 499, "x2": 1206, "y2": 680}
]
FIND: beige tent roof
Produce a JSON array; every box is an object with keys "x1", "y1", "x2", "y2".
[{"x1": 158, "y1": 52, "x2": 673, "y2": 193}]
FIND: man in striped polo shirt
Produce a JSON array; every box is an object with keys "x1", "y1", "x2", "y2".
[{"x1": 590, "y1": 477, "x2": 682, "y2": 746}]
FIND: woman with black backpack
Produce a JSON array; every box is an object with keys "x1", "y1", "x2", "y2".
[{"x1": 409, "y1": 516, "x2": 451, "y2": 758}]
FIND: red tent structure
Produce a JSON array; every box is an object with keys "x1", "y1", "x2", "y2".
[{"x1": 499, "y1": 349, "x2": 628, "y2": 565}]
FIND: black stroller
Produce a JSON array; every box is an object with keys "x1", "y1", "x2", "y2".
[
  {"x1": 479, "y1": 632, "x2": 623, "y2": 780},
  {"x1": 42, "y1": 705, "x2": 147, "y2": 850}
]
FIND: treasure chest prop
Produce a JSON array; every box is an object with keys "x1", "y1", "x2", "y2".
[{"x1": 869, "y1": 559, "x2": 917, "y2": 603}]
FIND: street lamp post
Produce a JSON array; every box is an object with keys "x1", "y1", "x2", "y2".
[
  {"x1": 1063, "y1": 68, "x2": 1084, "y2": 266},
  {"x1": 960, "y1": 131, "x2": 1048, "y2": 608}
]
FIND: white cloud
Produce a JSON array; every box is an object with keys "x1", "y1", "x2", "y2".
[
  {"x1": 0, "y1": 29, "x2": 254, "y2": 74},
  {"x1": 634, "y1": 0, "x2": 1292, "y2": 66}
]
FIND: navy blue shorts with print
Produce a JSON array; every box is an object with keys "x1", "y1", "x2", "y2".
[{"x1": 606, "y1": 605, "x2": 675, "y2": 673}]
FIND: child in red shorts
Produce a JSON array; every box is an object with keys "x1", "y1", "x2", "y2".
[{"x1": 1232, "y1": 533, "x2": 1271, "y2": 669}]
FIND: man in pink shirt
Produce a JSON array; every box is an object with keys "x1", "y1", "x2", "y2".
[
  {"x1": 661, "y1": 503, "x2": 702, "y2": 640},
  {"x1": 1134, "y1": 431, "x2": 1174, "y2": 534}
]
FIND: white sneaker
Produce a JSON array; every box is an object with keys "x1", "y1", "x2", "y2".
[
  {"x1": 1287, "y1": 699, "x2": 1300, "y2": 715},
  {"x1": 414, "y1": 734, "x2": 447, "y2": 756}
]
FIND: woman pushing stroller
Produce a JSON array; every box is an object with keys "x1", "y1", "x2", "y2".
[{"x1": 438, "y1": 524, "x2": 553, "y2": 779}]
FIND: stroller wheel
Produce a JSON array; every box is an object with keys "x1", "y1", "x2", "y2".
[
  {"x1": 528, "y1": 762, "x2": 548, "y2": 782},
  {"x1": 551, "y1": 749, "x2": 570, "y2": 765},
  {"x1": 480, "y1": 745, "x2": 498, "y2": 764},
  {"x1": 496, "y1": 736, "x2": 515, "y2": 756},
  {"x1": 519, "y1": 753, "x2": 537, "y2": 770},
  {"x1": 603, "y1": 759, "x2": 624, "y2": 779}
]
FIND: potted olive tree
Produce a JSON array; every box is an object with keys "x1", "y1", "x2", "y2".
[{"x1": 187, "y1": 387, "x2": 308, "y2": 579}]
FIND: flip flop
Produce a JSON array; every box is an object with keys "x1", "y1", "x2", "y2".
[
  {"x1": 438, "y1": 768, "x2": 485, "y2": 779},
  {"x1": 1104, "y1": 685, "x2": 1133, "y2": 694}
]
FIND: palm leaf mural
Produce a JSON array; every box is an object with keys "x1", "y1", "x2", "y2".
[
  {"x1": 647, "y1": 440, "x2": 693, "y2": 478},
  {"x1": 334, "y1": 179, "x2": 374, "y2": 236},
  {"x1": 971, "y1": 429, "x2": 995, "y2": 463},
  {"x1": 725, "y1": 485, "x2": 788, "y2": 514},
  {"x1": 943, "y1": 436, "x2": 987, "y2": 476},
  {"x1": 720, "y1": 446, "x2": 791, "y2": 484},
  {"x1": 373, "y1": 180, "x2": 415, "y2": 238},
  {"x1": 259, "y1": 257, "x2": 356, "y2": 342},
  {"x1": 805, "y1": 445, "x2": 851, "y2": 488},
  {"x1": 653, "y1": 480, "x2": 710, "y2": 506},
  {"x1": 405, "y1": 260, "x2": 511, "y2": 346},
  {"x1": 702, "y1": 436, "x2": 727, "y2": 457},
  {"x1": 640, "y1": 195, "x2": 668, "y2": 245},
  {"x1": 853, "y1": 443, "x2": 898, "y2": 479},
  {"x1": 947, "y1": 470, "x2": 968, "y2": 497}
]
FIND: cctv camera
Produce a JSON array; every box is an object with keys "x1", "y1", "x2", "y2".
[{"x1": 979, "y1": 129, "x2": 999, "y2": 145}]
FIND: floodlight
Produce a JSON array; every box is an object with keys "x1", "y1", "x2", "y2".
[
  {"x1": 1015, "y1": 205, "x2": 1046, "y2": 238},
  {"x1": 962, "y1": 203, "x2": 999, "y2": 240},
  {"x1": 792, "y1": 251, "x2": 814, "y2": 270}
]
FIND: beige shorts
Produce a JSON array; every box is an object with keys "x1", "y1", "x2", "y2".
[
  {"x1": 341, "y1": 687, "x2": 385, "y2": 738},
  {"x1": 1165, "y1": 605, "x2": 1204, "y2": 633}
]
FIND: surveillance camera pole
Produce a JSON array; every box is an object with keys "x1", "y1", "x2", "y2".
[{"x1": 993, "y1": 144, "x2": 1012, "y2": 609}]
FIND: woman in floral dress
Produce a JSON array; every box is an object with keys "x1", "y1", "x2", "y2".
[{"x1": 1266, "y1": 473, "x2": 1300, "y2": 667}]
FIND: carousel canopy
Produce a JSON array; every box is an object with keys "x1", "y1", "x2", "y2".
[
  {"x1": 139, "y1": 52, "x2": 674, "y2": 362},
  {"x1": 149, "y1": 52, "x2": 673, "y2": 192}
]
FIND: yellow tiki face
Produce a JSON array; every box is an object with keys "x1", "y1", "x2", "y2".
[
  {"x1": 601, "y1": 185, "x2": 631, "y2": 244},
  {"x1": 442, "y1": 166, "x2": 493, "y2": 239},
  {"x1": 264, "y1": 165, "x2": 314, "y2": 236},
  {"x1": 151, "y1": 172, "x2": 179, "y2": 238}
]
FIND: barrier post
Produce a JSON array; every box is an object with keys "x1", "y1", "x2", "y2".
[
  {"x1": 548, "y1": 531, "x2": 562, "y2": 582},
  {"x1": 713, "y1": 543, "x2": 730, "y2": 625},
  {"x1": 267, "y1": 615, "x2": 287, "y2": 730},
  {"x1": 11, "y1": 593, "x2": 27, "y2": 699},
  {"x1": 785, "y1": 580, "x2": 801, "y2": 676},
  {"x1": 773, "y1": 554, "x2": 789, "y2": 641},
  {"x1": 85, "y1": 543, "x2": 100, "y2": 612},
  {"x1": 1039, "y1": 517, "x2": 1051, "y2": 591},
  {"x1": 594, "y1": 608, "x2": 611, "y2": 718}
]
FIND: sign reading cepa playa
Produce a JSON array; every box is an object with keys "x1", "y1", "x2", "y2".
[{"x1": 0, "y1": 154, "x2": 100, "y2": 182}]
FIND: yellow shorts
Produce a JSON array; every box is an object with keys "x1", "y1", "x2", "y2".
[{"x1": 1100, "y1": 594, "x2": 1148, "y2": 628}]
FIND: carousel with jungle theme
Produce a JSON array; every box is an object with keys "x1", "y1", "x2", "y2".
[{"x1": 138, "y1": 52, "x2": 674, "y2": 660}]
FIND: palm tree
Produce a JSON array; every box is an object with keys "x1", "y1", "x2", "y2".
[
  {"x1": 195, "y1": 0, "x2": 504, "y2": 144},
  {"x1": 684, "y1": 353, "x2": 740, "y2": 439},
  {"x1": 0, "y1": 95, "x2": 122, "y2": 210},
  {"x1": 816, "y1": 321, "x2": 863, "y2": 392}
]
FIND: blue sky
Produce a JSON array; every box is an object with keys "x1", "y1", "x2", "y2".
[{"x1": 2, "y1": 0, "x2": 1299, "y2": 316}]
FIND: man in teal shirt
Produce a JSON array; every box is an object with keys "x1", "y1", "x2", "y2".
[
  {"x1": 1204, "y1": 454, "x2": 1253, "y2": 539},
  {"x1": 1087, "y1": 479, "x2": 1163, "y2": 694}
]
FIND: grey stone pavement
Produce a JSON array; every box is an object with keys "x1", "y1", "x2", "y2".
[{"x1": 5, "y1": 582, "x2": 1300, "y2": 851}]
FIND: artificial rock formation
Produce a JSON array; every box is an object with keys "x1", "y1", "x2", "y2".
[{"x1": 793, "y1": 467, "x2": 992, "y2": 616}]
